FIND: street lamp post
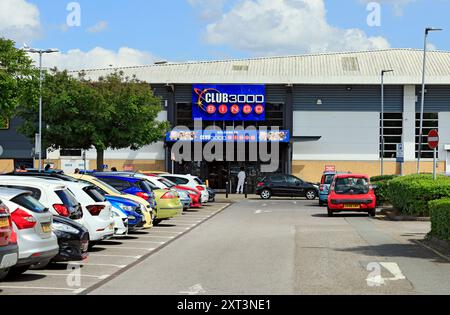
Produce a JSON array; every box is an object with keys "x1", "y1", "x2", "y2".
[
  {"x1": 418, "y1": 27, "x2": 442, "y2": 174},
  {"x1": 381, "y1": 70, "x2": 394, "y2": 176},
  {"x1": 23, "y1": 47, "x2": 59, "y2": 172}
]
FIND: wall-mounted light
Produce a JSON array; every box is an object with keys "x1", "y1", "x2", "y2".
[
  {"x1": 316, "y1": 99, "x2": 323, "y2": 106},
  {"x1": 346, "y1": 86, "x2": 353, "y2": 91}
]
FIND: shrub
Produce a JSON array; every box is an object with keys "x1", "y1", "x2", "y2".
[
  {"x1": 429, "y1": 199, "x2": 450, "y2": 242},
  {"x1": 387, "y1": 174, "x2": 450, "y2": 216},
  {"x1": 371, "y1": 175, "x2": 399, "y2": 206}
]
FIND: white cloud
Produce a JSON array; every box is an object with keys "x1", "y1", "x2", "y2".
[
  {"x1": 0, "y1": 0, "x2": 41, "y2": 43},
  {"x1": 28, "y1": 47, "x2": 158, "y2": 71},
  {"x1": 87, "y1": 21, "x2": 108, "y2": 33},
  {"x1": 188, "y1": 0, "x2": 227, "y2": 20},
  {"x1": 204, "y1": 0, "x2": 390, "y2": 55}
]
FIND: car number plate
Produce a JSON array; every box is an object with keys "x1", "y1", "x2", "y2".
[
  {"x1": 344, "y1": 204, "x2": 361, "y2": 209},
  {"x1": 41, "y1": 222, "x2": 52, "y2": 233},
  {"x1": 0, "y1": 217, "x2": 9, "y2": 228}
]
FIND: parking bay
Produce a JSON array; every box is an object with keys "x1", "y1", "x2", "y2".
[{"x1": 0, "y1": 203, "x2": 230, "y2": 295}]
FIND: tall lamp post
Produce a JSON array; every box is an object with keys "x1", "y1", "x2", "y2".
[
  {"x1": 381, "y1": 69, "x2": 394, "y2": 176},
  {"x1": 418, "y1": 27, "x2": 442, "y2": 174},
  {"x1": 23, "y1": 46, "x2": 59, "y2": 172}
]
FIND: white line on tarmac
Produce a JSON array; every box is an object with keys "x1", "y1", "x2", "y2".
[
  {"x1": 136, "y1": 235, "x2": 175, "y2": 239},
  {"x1": 68, "y1": 263, "x2": 127, "y2": 268},
  {"x1": 90, "y1": 254, "x2": 142, "y2": 259},
  {"x1": 115, "y1": 239, "x2": 165, "y2": 244},
  {"x1": 97, "y1": 246, "x2": 156, "y2": 251},
  {"x1": 25, "y1": 271, "x2": 110, "y2": 280},
  {"x1": 0, "y1": 285, "x2": 83, "y2": 292}
]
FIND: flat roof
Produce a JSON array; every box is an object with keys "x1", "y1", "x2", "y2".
[{"x1": 74, "y1": 49, "x2": 450, "y2": 85}]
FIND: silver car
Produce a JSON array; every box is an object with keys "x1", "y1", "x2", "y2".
[{"x1": 0, "y1": 188, "x2": 59, "y2": 275}]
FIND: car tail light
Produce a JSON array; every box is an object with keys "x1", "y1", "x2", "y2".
[
  {"x1": 87, "y1": 205, "x2": 105, "y2": 216},
  {"x1": 53, "y1": 204, "x2": 70, "y2": 217},
  {"x1": 11, "y1": 208, "x2": 37, "y2": 230},
  {"x1": 161, "y1": 191, "x2": 176, "y2": 199},
  {"x1": 257, "y1": 182, "x2": 264, "y2": 188},
  {"x1": 196, "y1": 186, "x2": 205, "y2": 191},
  {"x1": 136, "y1": 192, "x2": 150, "y2": 200},
  {"x1": 9, "y1": 229, "x2": 17, "y2": 244}
]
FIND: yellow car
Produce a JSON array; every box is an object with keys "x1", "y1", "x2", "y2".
[{"x1": 69, "y1": 174, "x2": 154, "y2": 229}]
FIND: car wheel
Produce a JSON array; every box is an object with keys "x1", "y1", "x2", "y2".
[
  {"x1": 9, "y1": 266, "x2": 30, "y2": 277},
  {"x1": 327, "y1": 207, "x2": 334, "y2": 217},
  {"x1": 369, "y1": 209, "x2": 377, "y2": 217},
  {"x1": 153, "y1": 219, "x2": 162, "y2": 226},
  {"x1": 260, "y1": 189, "x2": 272, "y2": 200},
  {"x1": 0, "y1": 269, "x2": 9, "y2": 281},
  {"x1": 306, "y1": 190, "x2": 317, "y2": 200}
]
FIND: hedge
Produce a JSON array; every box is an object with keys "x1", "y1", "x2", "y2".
[
  {"x1": 370, "y1": 175, "x2": 399, "y2": 206},
  {"x1": 386, "y1": 174, "x2": 450, "y2": 216},
  {"x1": 429, "y1": 199, "x2": 450, "y2": 242}
]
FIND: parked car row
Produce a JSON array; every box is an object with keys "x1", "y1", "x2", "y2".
[{"x1": 0, "y1": 170, "x2": 215, "y2": 281}]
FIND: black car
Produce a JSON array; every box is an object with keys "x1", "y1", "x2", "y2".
[
  {"x1": 256, "y1": 174, "x2": 319, "y2": 200},
  {"x1": 51, "y1": 215, "x2": 89, "y2": 263},
  {"x1": 206, "y1": 187, "x2": 216, "y2": 202}
]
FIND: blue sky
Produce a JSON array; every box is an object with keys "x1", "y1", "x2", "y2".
[{"x1": 1, "y1": 0, "x2": 449, "y2": 69}]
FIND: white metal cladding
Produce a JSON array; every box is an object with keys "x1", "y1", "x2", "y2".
[
  {"x1": 76, "y1": 49, "x2": 450, "y2": 85},
  {"x1": 293, "y1": 85, "x2": 404, "y2": 112},
  {"x1": 293, "y1": 111, "x2": 380, "y2": 161}
]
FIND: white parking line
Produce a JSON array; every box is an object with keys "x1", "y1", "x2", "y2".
[
  {"x1": 136, "y1": 235, "x2": 176, "y2": 239},
  {"x1": 68, "y1": 263, "x2": 127, "y2": 269},
  {"x1": 0, "y1": 285, "x2": 83, "y2": 292},
  {"x1": 90, "y1": 254, "x2": 142, "y2": 259},
  {"x1": 97, "y1": 246, "x2": 155, "y2": 251},
  {"x1": 25, "y1": 271, "x2": 110, "y2": 280},
  {"x1": 116, "y1": 239, "x2": 165, "y2": 244}
]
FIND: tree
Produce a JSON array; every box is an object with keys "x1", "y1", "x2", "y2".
[
  {"x1": 0, "y1": 38, "x2": 38, "y2": 121},
  {"x1": 18, "y1": 70, "x2": 169, "y2": 170}
]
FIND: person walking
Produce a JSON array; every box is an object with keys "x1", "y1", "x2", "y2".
[{"x1": 236, "y1": 167, "x2": 246, "y2": 194}]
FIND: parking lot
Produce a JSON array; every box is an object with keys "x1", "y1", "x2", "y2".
[{"x1": 0, "y1": 202, "x2": 230, "y2": 295}]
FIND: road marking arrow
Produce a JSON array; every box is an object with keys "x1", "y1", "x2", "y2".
[{"x1": 179, "y1": 284, "x2": 206, "y2": 295}]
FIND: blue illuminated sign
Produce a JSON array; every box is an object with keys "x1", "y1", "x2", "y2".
[
  {"x1": 192, "y1": 84, "x2": 266, "y2": 121},
  {"x1": 166, "y1": 130, "x2": 290, "y2": 143}
]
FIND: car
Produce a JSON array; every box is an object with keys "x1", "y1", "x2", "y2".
[
  {"x1": 0, "y1": 177, "x2": 84, "y2": 222},
  {"x1": 318, "y1": 171, "x2": 351, "y2": 206},
  {"x1": 148, "y1": 175, "x2": 202, "y2": 208},
  {"x1": 93, "y1": 174, "x2": 182, "y2": 225},
  {"x1": 0, "y1": 199, "x2": 18, "y2": 281},
  {"x1": 0, "y1": 188, "x2": 59, "y2": 275},
  {"x1": 54, "y1": 181, "x2": 115, "y2": 244},
  {"x1": 69, "y1": 174, "x2": 154, "y2": 229},
  {"x1": 327, "y1": 174, "x2": 377, "y2": 217},
  {"x1": 105, "y1": 195, "x2": 145, "y2": 232},
  {"x1": 160, "y1": 174, "x2": 210, "y2": 204},
  {"x1": 130, "y1": 174, "x2": 192, "y2": 211},
  {"x1": 52, "y1": 215, "x2": 89, "y2": 263},
  {"x1": 206, "y1": 187, "x2": 216, "y2": 202},
  {"x1": 256, "y1": 174, "x2": 319, "y2": 200}
]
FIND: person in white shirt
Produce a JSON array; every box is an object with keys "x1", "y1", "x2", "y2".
[{"x1": 236, "y1": 167, "x2": 246, "y2": 194}]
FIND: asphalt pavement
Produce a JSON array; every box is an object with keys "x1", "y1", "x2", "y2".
[{"x1": 91, "y1": 198, "x2": 450, "y2": 295}]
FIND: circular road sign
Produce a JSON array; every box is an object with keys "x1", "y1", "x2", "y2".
[{"x1": 428, "y1": 129, "x2": 439, "y2": 149}]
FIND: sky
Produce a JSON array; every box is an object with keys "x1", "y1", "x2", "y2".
[{"x1": 1, "y1": 0, "x2": 449, "y2": 70}]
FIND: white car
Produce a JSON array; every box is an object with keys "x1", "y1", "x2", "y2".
[
  {"x1": 0, "y1": 188, "x2": 59, "y2": 274},
  {"x1": 111, "y1": 208, "x2": 128, "y2": 236},
  {"x1": 160, "y1": 174, "x2": 209, "y2": 203},
  {"x1": 0, "y1": 177, "x2": 83, "y2": 222},
  {"x1": 56, "y1": 181, "x2": 114, "y2": 243}
]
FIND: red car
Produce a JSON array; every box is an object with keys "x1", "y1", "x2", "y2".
[
  {"x1": 327, "y1": 174, "x2": 377, "y2": 217},
  {"x1": 0, "y1": 200, "x2": 18, "y2": 280}
]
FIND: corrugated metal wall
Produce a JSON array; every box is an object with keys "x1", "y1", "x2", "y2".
[
  {"x1": 151, "y1": 84, "x2": 171, "y2": 105},
  {"x1": 416, "y1": 85, "x2": 450, "y2": 112},
  {"x1": 293, "y1": 85, "x2": 404, "y2": 112},
  {"x1": 266, "y1": 85, "x2": 287, "y2": 103},
  {"x1": 0, "y1": 118, "x2": 33, "y2": 159}
]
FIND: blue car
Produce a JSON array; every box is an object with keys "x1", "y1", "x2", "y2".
[
  {"x1": 105, "y1": 195, "x2": 145, "y2": 231},
  {"x1": 93, "y1": 174, "x2": 157, "y2": 209},
  {"x1": 319, "y1": 171, "x2": 351, "y2": 206}
]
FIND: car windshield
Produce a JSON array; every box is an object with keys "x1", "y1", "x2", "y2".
[
  {"x1": 55, "y1": 189, "x2": 79, "y2": 207},
  {"x1": 158, "y1": 178, "x2": 175, "y2": 188},
  {"x1": 11, "y1": 193, "x2": 47, "y2": 213},
  {"x1": 334, "y1": 177, "x2": 370, "y2": 195},
  {"x1": 194, "y1": 177, "x2": 204, "y2": 185},
  {"x1": 323, "y1": 174, "x2": 335, "y2": 185},
  {"x1": 93, "y1": 178, "x2": 123, "y2": 195}
]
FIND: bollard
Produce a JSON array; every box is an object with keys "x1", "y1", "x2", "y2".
[
  {"x1": 245, "y1": 181, "x2": 248, "y2": 199},
  {"x1": 226, "y1": 181, "x2": 229, "y2": 199}
]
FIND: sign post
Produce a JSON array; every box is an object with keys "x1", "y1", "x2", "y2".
[
  {"x1": 428, "y1": 129, "x2": 439, "y2": 180},
  {"x1": 396, "y1": 144, "x2": 405, "y2": 176}
]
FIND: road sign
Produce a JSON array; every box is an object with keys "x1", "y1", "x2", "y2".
[
  {"x1": 325, "y1": 165, "x2": 336, "y2": 172},
  {"x1": 396, "y1": 144, "x2": 404, "y2": 163},
  {"x1": 428, "y1": 129, "x2": 439, "y2": 149}
]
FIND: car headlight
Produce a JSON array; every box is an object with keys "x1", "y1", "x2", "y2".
[
  {"x1": 52, "y1": 223, "x2": 79, "y2": 235},
  {"x1": 119, "y1": 204, "x2": 134, "y2": 212}
]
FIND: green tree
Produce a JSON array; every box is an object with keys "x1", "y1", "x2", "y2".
[
  {"x1": 0, "y1": 38, "x2": 38, "y2": 121},
  {"x1": 18, "y1": 70, "x2": 169, "y2": 170}
]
